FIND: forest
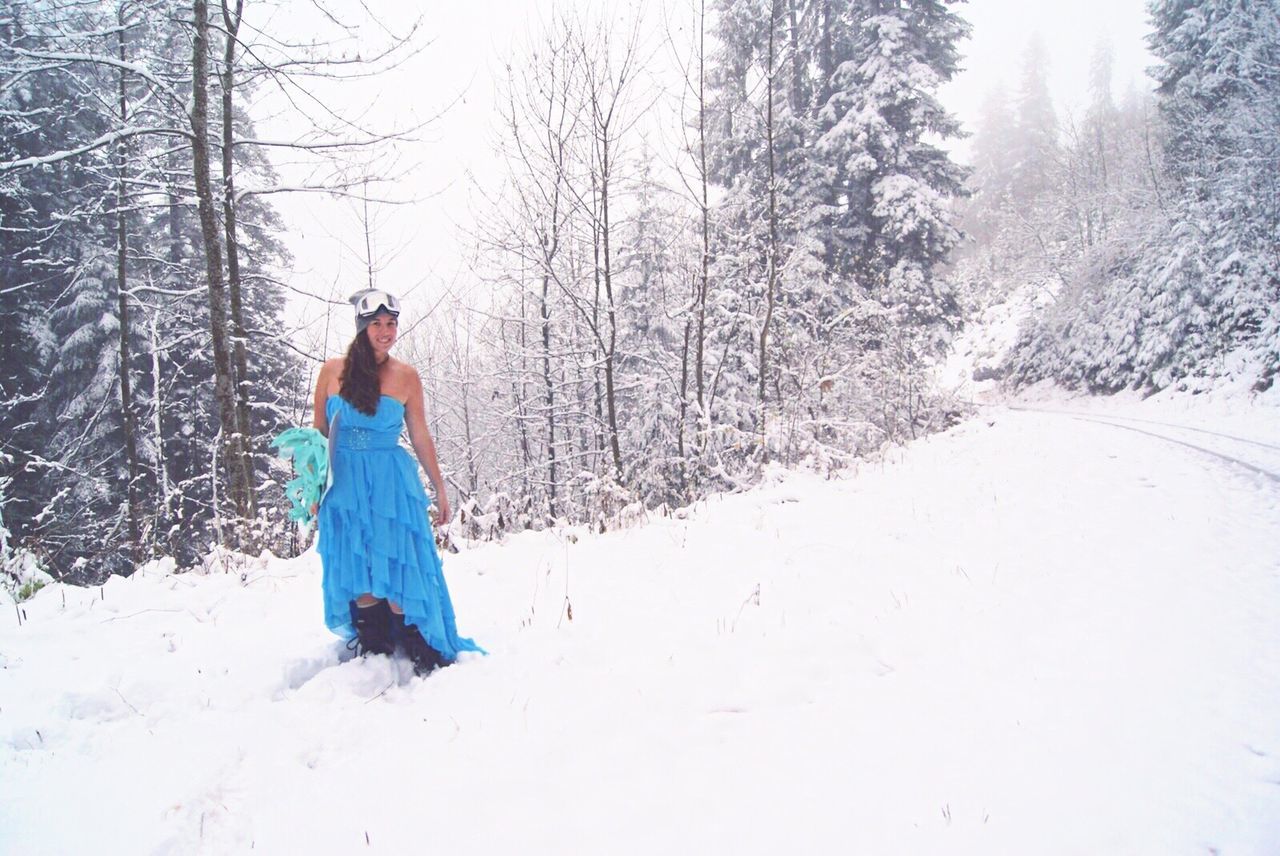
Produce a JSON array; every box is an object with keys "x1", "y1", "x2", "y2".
[{"x1": 2, "y1": 0, "x2": 1277, "y2": 588}]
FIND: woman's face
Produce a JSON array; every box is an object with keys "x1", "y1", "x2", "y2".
[{"x1": 365, "y1": 312, "x2": 399, "y2": 358}]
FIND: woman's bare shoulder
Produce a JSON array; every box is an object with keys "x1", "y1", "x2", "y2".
[
  {"x1": 315, "y1": 358, "x2": 345, "y2": 396},
  {"x1": 384, "y1": 358, "x2": 421, "y2": 402},
  {"x1": 394, "y1": 358, "x2": 421, "y2": 380}
]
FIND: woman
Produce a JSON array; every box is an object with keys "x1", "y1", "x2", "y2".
[{"x1": 312, "y1": 288, "x2": 483, "y2": 675}]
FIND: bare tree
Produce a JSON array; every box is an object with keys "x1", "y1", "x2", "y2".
[
  {"x1": 665, "y1": 0, "x2": 714, "y2": 462},
  {"x1": 574, "y1": 17, "x2": 645, "y2": 483},
  {"x1": 192, "y1": 0, "x2": 254, "y2": 523},
  {"x1": 219, "y1": 0, "x2": 255, "y2": 520},
  {"x1": 478, "y1": 19, "x2": 587, "y2": 519}
]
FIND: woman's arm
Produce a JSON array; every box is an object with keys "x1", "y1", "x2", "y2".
[
  {"x1": 404, "y1": 367, "x2": 451, "y2": 525},
  {"x1": 312, "y1": 359, "x2": 340, "y2": 436}
]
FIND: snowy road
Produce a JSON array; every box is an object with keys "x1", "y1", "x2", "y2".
[
  {"x1": 1011, "y1": 403, "x2": 1280, "y2": 483},
  {"x1": 3, "y1": 401, "x2": 1279, "y2": 855}
]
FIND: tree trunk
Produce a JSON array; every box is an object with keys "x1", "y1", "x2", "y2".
[
  {"x1": 510, "y1": 298, "x2": 534, "y2": 501},
  {"x1": 677, "y1": 312, "x2": 690, "y2": 466},
  {"x1": 191, "y1": 0, "x2": 251, "y2": 530},
  {"x1": 759, "y1": 0, "x2": 781, "y2": 441},
  {"x1": 818, "y1": 0, "x2": 836, "y2": 269},
  {"x1": 695, "y1": 0, "x2": 709, "y2": 433},
  {"x1": 168, "y1": 145, "x2": 184, "y2": 265},
  {"x1": 788, "y1": 0, "x2": 804, "y2": 115},
  {"x1": 220, "y1": 0, "x2": 256, "y2": 520},
  {"x1": 459, "y1": 332, "x2": 480, "y2": 497},
  {"x1": 148, "y1": 312, "x2": 171, "y2": 555},
  {"x1": 590, "y1": 180, "x2": 607, "y2": 461},
  {"x1": 115, "y1": 5, "x2": 142, "y2": 564},
  {"x1": 540, "y1": 271, "x2": 558, "y2": 520},
  {"x1": 818, "y1": 0, "x2": 833, "y2": 111},
  {"x1": 598, "y1": 142, "x2": 623, "y2": 482}
]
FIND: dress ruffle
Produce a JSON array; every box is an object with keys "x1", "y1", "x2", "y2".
[{"x1": 317, "y1": 394, "x2": 484, "y2": 660}]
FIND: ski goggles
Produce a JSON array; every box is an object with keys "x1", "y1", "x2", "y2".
[{"x1": 354, "y1": 290, "x2": 401, "y2": 318}]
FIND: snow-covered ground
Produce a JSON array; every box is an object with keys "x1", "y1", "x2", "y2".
[{"x1": 4, "y1": 389, "x2": 1280, "y2": 855}]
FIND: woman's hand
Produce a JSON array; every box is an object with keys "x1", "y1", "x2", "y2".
[{"x1": 404, "y1": 366, "x2": 452, "y2": 529}]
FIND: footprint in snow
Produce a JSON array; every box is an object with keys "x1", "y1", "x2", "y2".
[
  {"x1": 279, "y1": 652, "x2": 343, "y2": 693},
  {"x1": 277, "y1": 648, "x2": 414, "y2": 702}
]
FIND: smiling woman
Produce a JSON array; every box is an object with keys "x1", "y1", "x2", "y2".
[{"x1": 309, "y1": 289, "x2": 485, "y2": 676}]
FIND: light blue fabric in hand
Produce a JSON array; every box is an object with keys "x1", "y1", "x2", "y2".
[{"x1": 271, "y1": 427, "x2": 329, "y2": 527}]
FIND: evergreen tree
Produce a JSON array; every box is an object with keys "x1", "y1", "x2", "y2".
[
  {"x1": 0, "y1": 1, "x2": 302, "y2": 579},
  {"x1": 1003, "y1": 0, "x2": 1279, "y2": 393},
  {"x1": 963, "y1": 83, "x2": 1018, "y2": 251},
  {"x1": 0, "y1": 1, "x2": 138, "y2": 575},
  {"x1": 1009, "y1": 35, "x2": 1059, "y2": 209},
  {"x1": 701, "y1": 0, "x2": 971, "y2": 461},
  {"x1": 616, "y1": 157, "x2": 692, "y2": 502},
  {"x1": 1148, "y1": 0, "x2": 1280, "y2": 384}
]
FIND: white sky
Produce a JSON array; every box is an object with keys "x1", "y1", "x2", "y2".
[
  {"x1": 940, "y1": 0, "x2": 1156, "y2": 156},
  {"x1": 264, "y1": 0, "x2": 1156, "y2": 353}
]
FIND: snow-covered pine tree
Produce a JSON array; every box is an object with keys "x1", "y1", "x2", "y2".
[
  {"x1": 0, "y1": 1, "x2": 302, "y2": 580},
  {"x1": 1003, "y1": 0, "x2": 1278, "y2": 393},
  {"x1": 617, "y1": 155, "x2": 695, "y2": 504},
  {"x1": 1009, "y1": 36, "x2": 1059, "y2": 211},
  {"x1": 953, "y1": 37, "x2": 1067, "y2": 303},
  {"x1": 962, "y1": 83, "x2": 1018, "y2": 255},
  {"x1": 0, "y1": 1, "x2": 150, "y2": 578},
  {"x1": 705, "y1": 0, "x2": 971, "y2": 461},
  {"x1": 813, "y1": 0, "x2": 969, "y2": 440},
  {"x1": 1146, "y1": 0, "x2": 1280, "y2": 388},
  {"x1": 708, "y1": 0, "x2": 808, "y2": 460}
]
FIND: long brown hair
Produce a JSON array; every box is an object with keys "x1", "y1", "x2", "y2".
[{"x1": 338, "y1": 330, "x2": 381, "y2": 415}]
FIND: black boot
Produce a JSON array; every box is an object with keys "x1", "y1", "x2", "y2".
[
  {"x1": 347, "y1": 599, "x2": 394, "y2": 657},
  {"x1": 393, "y1": 613, "x2": 450, "y2": 677}
]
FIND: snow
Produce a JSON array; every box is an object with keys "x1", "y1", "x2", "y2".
[
  {"x1": 4, "y1": 391, "x2": 1280, "y2": 855},
  {"x1": 940, "y1": 278, "x2": 1051, "y2": 395}
]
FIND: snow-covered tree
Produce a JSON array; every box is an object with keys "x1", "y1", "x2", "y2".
[
  {"x1": 963, "y1": 83, "x2": 1018, "y2": 251},
  {"x1": 1147, "y1": 0, "x2": 1280, "y2": 386},
  {"x1": 1009, "y1": 35, "x2": 1059, "y2": 210},
  {"x1": 1001, "y1": 0, "x2": 1279, "y2": 393},
  {"x1": 0, "y1": 0, "x2": 304, "y2": 579}
]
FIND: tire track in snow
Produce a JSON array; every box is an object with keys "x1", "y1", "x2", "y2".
[
  {"x1": 1009, "y1": 405, "x2": 1280, "y2": 452},
  {"x1": 1009, "y1": 405, "x2": 1280, "y2": 485}
]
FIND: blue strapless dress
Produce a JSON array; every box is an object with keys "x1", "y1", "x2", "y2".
[{"x1": 317, "y1": 394, "x2": 483, "y2": 660}]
